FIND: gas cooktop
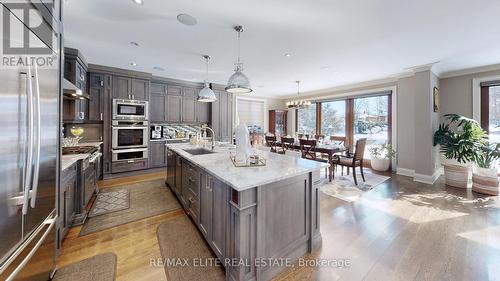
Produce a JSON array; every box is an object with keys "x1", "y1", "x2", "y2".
[{"x1": 62, "y1": 146, "x2": 98, "y2": 155}]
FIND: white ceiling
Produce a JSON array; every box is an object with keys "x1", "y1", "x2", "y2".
[{"x1": 64, "y1": 0, "x2": 500, "y2": 97}]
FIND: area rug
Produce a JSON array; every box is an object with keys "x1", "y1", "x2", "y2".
[
  {"x1": 88, "y1": 190, "x2": 130, "y2": 218},
  {"x1": 321, "y1": 171, "x2": 390, "y2": 202},
  {"x1": 52, "y1": 253, "x2": 117, "y2": 281},
  {"x1": 157, "y1": 216, "x2": 225, "y2": 281},
  {"x1": 79, "y1": 178, "x2": 181, "y2": 236}
]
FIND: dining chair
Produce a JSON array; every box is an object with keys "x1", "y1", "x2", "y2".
[
  {"x1": 299, "y1": 139, "x2": 330, "y2": 177},
  {"x1": 265, "y1": 135, "x2": 284, "y2": 154},
  {"x1": 281, "y1": 137, "x2": 296, "y2": 153},
  {"x1": 332, "y1": 138, "x2": 367, "y2": 185}
]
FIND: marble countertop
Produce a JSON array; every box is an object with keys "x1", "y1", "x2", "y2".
[
  {"x1": 166, "y1": 143, "x2": 328, "y2": 191},
  {"x1": 61, "y1": 141, "x2": 102, "y2": 171}
]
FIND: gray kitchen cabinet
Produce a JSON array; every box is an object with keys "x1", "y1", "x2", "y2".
[
  {"x1": 181, "y1": 160, "x2": 201, "y2": 223},
  {"x1": 149, "y1": 141, "x2": 167, "y2": 168},
  {"x1": 210, "y1": 177, "x2": 228, "y2": 260},
  {"x1": 111, "y1": 159, "x2": 148, "y2": 173},
  {"x1": 87, "y1": 73, "x2": 105, "y2": 121},
  {"x1": 198, "y1": 172, "x2": 212, "y2": 240},
  {"x1": 182, "y1": 94, "x2": 197, "y2": 122},
  {"x1": 113, "y1": 76, "x2": 130, "y2": 99},
  {"x1": 112, "y1": 76, "x2": 149, "y2": 101},
  {"x1": 58, "y1": 163, "x2": 77, "y2": 252},
  {"x1": 197, "y1": 97, "x2": 211, "y2": 124},
  {"x1": 131, "y1": 79, "x2": 149, "y2": 100},
  {"x1": 63, "y1": 47, "x2": 88, "y2": 122},
  {"x1": 150, "y1": 92, "x2": 167, "y2": 122},
  {"x1": 167, "y1": 94, "x2": 182, "y2": 122},
  {"x1": 211, "y1": 90, "x2": 233, "y2": 142},
  {"x1": 175, "y1": 155, "x2": 182, "y2": 197}
]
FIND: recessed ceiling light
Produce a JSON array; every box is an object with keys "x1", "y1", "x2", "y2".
[
  {"x1": 130, "y1": 62, "x2": 137, "y2": 66},
  {"x1": 132, "y1": 0, "x2": 144, "y2": 5},
  {"x1": 257, "y1": 85, "x2": 264, "y2": 88},
  {"x1": 153, "y1": 66, "x2": 165, "y2": 71},
  {"x1": 320, "y1": 66, "x2": 330, "y2": 70},
  {"x1": 177, "y1": 14, "x2": 197, "y2": 26},
  {"x1": 284, "y1": 53, "x2": 291, "y2": 57},
  {"x1": 130, "y1": 41, "x2": 139, "y2": 47}
]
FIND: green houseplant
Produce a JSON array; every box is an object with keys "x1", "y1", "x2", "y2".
[
  {"x1": 433, "y1": 114, "x2": 487, "y2": 188},
  {"x1": 368, "y1": 143, "x2": 396, "y2": 171}
]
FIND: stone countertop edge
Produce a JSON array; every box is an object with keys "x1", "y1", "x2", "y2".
[
  {"x1": 60, "y1": 142, "x2": 102, "y2": 171},
  {"x1": 166, "y1": 143, "x2": 328, "y2": 191}
]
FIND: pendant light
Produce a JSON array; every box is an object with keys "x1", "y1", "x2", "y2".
[
  {"x1": 198, "y1": 55, "x2": 217, "y2": 102},
  {"x1": 226, "y1": 25, "x2": 252, "y2": 94},
  {"x1": 286, "y1": 81, "x2": 311, "y2": 109}
]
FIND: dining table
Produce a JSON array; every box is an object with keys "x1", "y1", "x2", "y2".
[{"x1": 275, "y1": 140, "x2": 348, "y2": 182}]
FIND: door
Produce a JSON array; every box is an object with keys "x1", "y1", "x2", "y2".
[
  {"x1": 199, "y1": 173, "x2": 212, "y2": 240},
  {"x1": 131, "y1": 79, "x2": 149, "y2": 100},
  {"x1": 182, "y1": 95, "x2": 197, "y2": 122},
  {"x1": 150, "y1": 92, "x2": 167, "y2": 122},
  {"x1": 211, "y1": 178, "x2": 227, "y2": 260},
  {"x1": 113, "y1": 76, "x2": 130, "y2": 99},
  {"x1": 167, "y1": 95, "x2": 182, "y2": 122},
  {"x1": 150, "y1": 141, "x2": 167, "y2": 168},
  {"x1": 88, "y1": 74, "x2": 104, "y2": 121}
]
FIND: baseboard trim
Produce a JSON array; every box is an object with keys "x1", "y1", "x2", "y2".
[
  {"x1": 396, "y1": 168, "x2": 415, "y2": 177},
  {"x1": 414, "y1": 167, "x2": 443, "y2": 185}
]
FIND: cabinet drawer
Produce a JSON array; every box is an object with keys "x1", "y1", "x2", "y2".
[{"x1": 111, "y1": 159, "x2": 148, "y2": 173}]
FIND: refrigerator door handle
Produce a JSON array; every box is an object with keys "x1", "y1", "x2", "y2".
[
  {"x1": 22, "y1": 68, "x2": 34, "y2": 215},
  {"x1": 3, "y1": 215, "x2": 57, "y2": 281},
  {"x1": 30, "y1": 65, "x2": 41, "y2": 208}
]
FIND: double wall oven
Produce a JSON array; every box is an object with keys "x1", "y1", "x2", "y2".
[{"x1": 112, "y1": 99, "x2": 149, "y2": 165}]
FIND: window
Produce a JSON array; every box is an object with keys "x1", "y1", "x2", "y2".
[
  {"x1": 354, "y1": 95, "x2": 390, "y2": 159},
  {"x1": 237, "y1": 98, "x2": 265, "y2": 133},
  {"x1": 297, "y1": 103, "x2": 316, "y2": 135},
  {"x1": 321, "y1": 100, "x2": 346, "y2": 136},
  {"x1": 481, "y1": 84, "x2": 500, "y2": 143}
]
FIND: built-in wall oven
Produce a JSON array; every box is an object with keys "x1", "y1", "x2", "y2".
[
  {"x1": 112, "y1": 120, "x2": 149, "y2": 149},
  {"x1": 112, "y1": 147, "x2": 148, "y2": 162},
  {"x1": 113, "y1": 99, "x2": 148, "y2": 120}
]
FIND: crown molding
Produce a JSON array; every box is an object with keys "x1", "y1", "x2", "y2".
[{"x1": 440, "y1": 63, "x2": 500, "y2": 79}]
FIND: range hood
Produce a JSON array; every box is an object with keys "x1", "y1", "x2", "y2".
[{"x1": 63, "y1": 78, "x2": 89, "y2": 100}]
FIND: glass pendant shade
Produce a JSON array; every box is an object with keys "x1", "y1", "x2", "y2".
[
  {"x1": 198, "y1": 55, "x2": 217, "y2": 102},
  {"x1": 198, "y1": 82, "x2": 217, "y2": 102}
]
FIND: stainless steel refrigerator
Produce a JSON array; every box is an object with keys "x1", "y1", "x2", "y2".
[{"x1": 0, "y1": 3, "x2": 59, "y2": 280}]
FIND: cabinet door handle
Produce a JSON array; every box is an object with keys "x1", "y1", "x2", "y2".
[
  {"x1": 127, "y1": 160, "x2": 135, "y2": 163},
  {"x1": 100, "y1": 113, "x2": 103, "y2": 120},
  {"x1": 78, "y1": 112, "x2": 84, "y2": 120},
  {"x1": 100, "y1": 80, "x2": 104, "y2": 87}
]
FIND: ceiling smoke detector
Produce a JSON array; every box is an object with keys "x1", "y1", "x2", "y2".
[{"x1": 177, "y1": 14, "x2": 197, "y2": 26}]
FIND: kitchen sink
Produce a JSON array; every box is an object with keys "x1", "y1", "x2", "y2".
[{"x1": 183, "y1": 148, "x2": 215, "y2": 155}]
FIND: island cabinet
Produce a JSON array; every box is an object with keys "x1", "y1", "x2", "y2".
[{"x1": 166, "y1": 144, "x2": 324, "y2": 281}]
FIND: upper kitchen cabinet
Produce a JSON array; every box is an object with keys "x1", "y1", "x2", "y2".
[
  {"x1": 211, "y1": 89, "x2": 233, "y2": 142},
  {"x1": 167, "y1": 86, "x2": 182, "y2": 123},
  {"x1": 112, "y1": 76, "x2": 149, "y2": 101},
  {"x1": 182, "y1": 88, "x2": 197, "y2": 123},
  {"x1": 150, "y1": 83, "x2": 168, "y2": 123},
  {"x1": 63, "y1": 48, "x2": 88, "y2": 122},
  {"x1": 197, "y1": 98, "x2": 211, "y2": 124},
  {"x1": 87, "y1": 74, "x2": 105, "y2": 121}
]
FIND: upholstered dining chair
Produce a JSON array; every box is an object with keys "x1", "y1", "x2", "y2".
[
  {"x1": 265, "y1": 135, "x2": 284, "y2": 154},
  {"x1": 332, "y1": 138, "x2": 367, "y2": 185},
  {"x1": 299, "y1": 139, "x2": 330, "y2": 178}
]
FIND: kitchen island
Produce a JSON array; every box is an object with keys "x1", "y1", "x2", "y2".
[{"x1": 165, "y1": 143, "x2": 326, "y2": 281}]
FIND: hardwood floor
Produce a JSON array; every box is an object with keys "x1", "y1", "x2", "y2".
[{"x1": 57, "y1": 170, "x2": 500, "y2": 281}]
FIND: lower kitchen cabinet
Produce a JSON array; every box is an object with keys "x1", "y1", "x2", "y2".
[
  {"x1": 58, "y1": 163, "x2": 77, "y2": 253},
  {"x1": 111, "y1": 159, "x2": 149, "y2": 173},
  {"x1": 149, "y1": 141, "x2": 167, "y2": 168}
]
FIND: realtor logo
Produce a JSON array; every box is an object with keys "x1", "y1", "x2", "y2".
[{"x1": 1, "y1": 1, "x2": 57, "y2": 68}]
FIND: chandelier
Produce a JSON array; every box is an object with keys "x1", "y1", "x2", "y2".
[{"x1": 286, "y1": 81, "x2": 311, "y2": 109}]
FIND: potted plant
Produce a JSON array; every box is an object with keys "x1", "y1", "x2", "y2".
[
  {"x1": 433, "y1": 114, "x2": 487, "y2": 188},
  {"x1": 472, "y1": 142, "x2": 500, "y2": 195},
  {"x1": 368, "y1": 143, "x2": 396, "y2": 172}
]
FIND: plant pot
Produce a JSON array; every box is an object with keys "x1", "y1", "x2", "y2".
[
  {"x1": 472, "y1": 167, "x2": 499, "y2": 195},
  {"x1": 443, "y1": 164, "x2": 471, "y2": 189},
  {"x1": 370, "y1": 158, "x2": 391, "y2": 172}
]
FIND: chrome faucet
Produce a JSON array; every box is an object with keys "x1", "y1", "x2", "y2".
[{"x1": 202, "y1": 124, "x2": 216, "y2": 150}]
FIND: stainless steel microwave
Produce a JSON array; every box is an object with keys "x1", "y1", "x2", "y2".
[{"x1": 113, "y1": 99, "x2": 148, "y2": 120}]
